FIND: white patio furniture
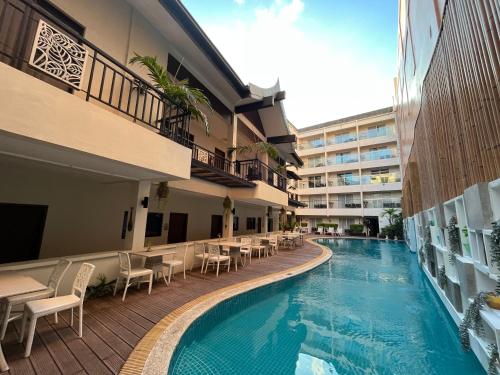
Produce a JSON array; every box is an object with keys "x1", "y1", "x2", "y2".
[
  {"x1": 337, "y1": 228, "x2": 344, "y2": 237},
  {"x1": 0, "y1": 259, "x2": 71, "y2": 340},
  {"x1": 113, "y1": 252, "x2": 153, "y2": 301},
  {"x1": 240, "y1": 237, "x2": 252, "y2": 265},
  {"x1": 191, "y1": 242, "x2": 209, "y2": 272},
  {"x1": 204, "y1": 244, "x2": 230, "y2": 277},
  {"x1": 0, "y1": 273, "x2": 47, "y2": 371},
  {"x1": 251, "y1": 237, "x2": 267, "y2": 258},
  {"x1": 19, "y1": 263, "x2": 95, "y2": 358},
  {"x1": 269, "y1": 236, "x2": 278, "y2": 255},
  {"x1": 163, "y1": 243, "x2": 189, "y2": 284}
]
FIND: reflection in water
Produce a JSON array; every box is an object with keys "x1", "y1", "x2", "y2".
[{"x1": 170, "y1": 239, "x2": 483, "y2": 375}]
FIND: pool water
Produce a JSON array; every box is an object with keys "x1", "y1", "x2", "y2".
[{"x1": 170, "y1": 239, "x2": 484, "y2": 374}]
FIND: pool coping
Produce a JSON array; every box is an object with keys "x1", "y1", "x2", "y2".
[{"x1": 119, "y1": 238, "x2": 332, "y2": 375}]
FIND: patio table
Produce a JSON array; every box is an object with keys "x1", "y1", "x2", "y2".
[
  {"x1": 0, "y1": 273, "x2": 46, "y2": 371},
  {"x1": 218, "y1": 242, "x2": 242, "y2": 271},
  {"x1": 133, "y1": 248, "x2": 177, "y2": 281}
]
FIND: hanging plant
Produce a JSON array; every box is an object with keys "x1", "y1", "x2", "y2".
[
  {"x1": 491, "y1": 221, "x2": 500, "y2": 294},
  {"x1": 223, "y1": 196, "x2": 232, "y2": 210},
  {"x1": 459, "y1": 292, "x2": 490, "y2": 350},
  {"x1": 447, "y1": 216, "x2": 460, "y2": 263},
  {"x1": 423, "y1": 225, "x2": 433, "y2": 263},
  {"x1": 488, "y1": 343, "x2": 499, "y2": 375},
  {"x1": 418, "y1": 246, "x2": 426, "y2": 266},
  {"x1": 437, "y1": 266, "x2": 447, "y2": 289}
]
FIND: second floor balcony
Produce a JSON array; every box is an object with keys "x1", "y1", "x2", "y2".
[
  {"x1": 360, "y1": 150, "x2": 396, "y2": 161},
  {"x1": 327, "y1": 155, "x2": 359, "y2": 165},
  {"x1": 328, "y1": 175, "x2": 361, "y2": 187},
  {"x1": 361, "y1": 173, "x2": 401, "y2": 185}
]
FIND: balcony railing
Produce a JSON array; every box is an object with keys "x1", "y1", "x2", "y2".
[
  {"x1": 359, "y1": 127, "x2": 394, "y2": 140},
  {"x1": 191, "y1": 143, "x2": 231, "y2": 173},
  {"x1": 306, "y1": 200, "x2": 327, "y2": 209},
  {"x1": 0, "y1": 0, "x2": 190, "y2": 146},
  {"x1": 304, "y1": 160, "x2": 326, "y2": 168},
  {"x1": 364, "y1": 198, "x2": 401, "y2": 208},
  {"x1": 361, "y1": 173, "x2": 401, "y2": 185},
  {"x1": 238, "y1": 159, "x2": 287, "y2": 192},
  {"x1": 329, "y1": 199, "x2": 363, "y2": 209},
  {"x1": 298, "y1": 181, "x2": 326, "y2": 189},
  {"x1": 327, "y1": 134, "x2": 357, "y2": 145},
  {"x1": 328, "y1": 176, "x2": 361, "y2": 186},
  {"x1": 360, "y1": 150, "x2": 396, "y2": 161},
  {"x1": 297, "y1": 141, "x2": 325, "y2": 150},
  {"x1": 327, "y1": 155, "x2": 359, "y2": 165}
]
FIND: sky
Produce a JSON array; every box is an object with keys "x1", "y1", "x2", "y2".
[{"x1": 182, "y1": 0, "x2": 398, "y2": 128}]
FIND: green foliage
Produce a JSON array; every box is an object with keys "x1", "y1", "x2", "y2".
[
  {"x1": 381, "y1": 208, "x2": 400, "y2": 226},
  {"x1": 129, "y1": 54, "x2": 212, "y2": 135},
  {"x1": 488, "y1": 343, "x2": 499, "y2": 375},
  {"x1": 491, "y1": 221, "x2": 500, "y2": 294},
  {"x1": 447, "y1": 216, "x2": 460, "y2": 263},
  {"x1": 223, "y1": 196, "x2": 232, "y2": 210},
  {"x1": 350, "y1": 224, "x2": 364, "y2": 234},
  {"x1": 300, "y1": 222, "x2": 308, "y2": 227},
  {"x1": 418, "y1": 246, "x2": 426, "y2": 266},
  {"x1": 85, "y1": 274, "x2": 114, "y2": 300},
  {"x1": 228, "y1": 142, "x2": 279, "y2": 160},
  {"x1": 459, "y1": 292, "x2": 490, "y2": 350},
  {"x1": 381, "y1": 213, "x2": 403, "y2": 239},
  {"x1": 437, "y1": 266, "x2": 447, "y2": 289}
]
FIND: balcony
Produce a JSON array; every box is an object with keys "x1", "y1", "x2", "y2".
[
  {"x1": 288, "y1": 192, "x2": 306, "y2": 207},
  {"x1": 0, "y1": 0, "x2": 190, "y2": 145},
  {"x1": 238, "y1": 159, "x2": 287, "y2": 192},
  {"x1": 327, "y1": 155, "x2": 359, "y2": 165},
  {"x1": 327, "y1": 134, "x2": 357, "y2": 145},
  {"x1": 360, "y1": 150, "x2": 396, "y2": 161},
  {"x1": 361, "y1": 173, "x2": 401, "y2": 185},
  {"x1": 364, "y1": 198, "x2": 401, "y2": 209},
  {"x1": 359, "y1": 127, "x2": 395, "y2": 140},
  {"x1": 297, "y1": 140, "x2": 325, "y2": 151},
  {"x1": 328, "y1": 176, "x2": 361, "y2": 187},
  {"x1": 190, "y1": 143, "x2": 255, "y2": 188}
]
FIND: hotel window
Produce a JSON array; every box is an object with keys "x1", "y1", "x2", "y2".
[
  {"x1": 308, "y1": 175, "x2": 325, "y2": 188},
  {"x1": 246, "y1": 217, "x2": 256, "y2": 230}
]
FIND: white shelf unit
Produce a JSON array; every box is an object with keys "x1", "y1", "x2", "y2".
[
  {"x1": 489, "y1": 178, "x2": 500, "y2": 223},
  {"x1": 456, "y1": 196, "x2": 472, "y2": 258}
]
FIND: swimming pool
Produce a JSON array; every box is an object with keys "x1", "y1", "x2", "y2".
[{"x1": 169, "y1": 239, "x2": 484, "y2": 374}]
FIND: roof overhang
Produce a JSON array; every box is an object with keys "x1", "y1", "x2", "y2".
[{"x1": 286, "y1": 170, "x2": 302, "y2": 180}]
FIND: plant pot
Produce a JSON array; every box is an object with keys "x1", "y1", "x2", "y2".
[{"x1": 487, "y1": 295, "x2": 500, "y2": 310}]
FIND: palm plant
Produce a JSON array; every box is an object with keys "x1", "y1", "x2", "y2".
[
  {"x1": 129, "y1": 54, "x2": 212, "y2": 135},
  {"x1": 381, "y1": 208, "x2": 399, "y2": 226},
  {"x1": 228, "y1": 141, "x2": 279, "y2": 160}
]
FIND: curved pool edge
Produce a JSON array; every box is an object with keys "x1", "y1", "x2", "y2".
[{"x1": 119, "y1": 238, "x2": 332, "y2": 375}]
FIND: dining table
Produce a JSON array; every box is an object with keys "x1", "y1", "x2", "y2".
[
  {"x1": 218, "y1": 242, "x2": 243, "y2": 271},
  {"x1": 0, "y1": 273, "x2": 47, "y2": 371}
]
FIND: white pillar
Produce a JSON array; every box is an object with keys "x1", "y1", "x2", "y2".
[
  {"x1": 229, "y1": 114, "x2": 238, "y2": 174},
  {"x1": 223, "y1": 199, "x2": 234, "y2": 238},
  {"x1": 125, "y1": 180, "x2": 151, "y2": 251}
]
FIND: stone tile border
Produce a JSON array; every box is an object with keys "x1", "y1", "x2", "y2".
[{"x1": 120, "y1": 239, "x2": 332, "y2": 375}]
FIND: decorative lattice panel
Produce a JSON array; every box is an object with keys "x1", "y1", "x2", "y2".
[{"x1": 29, "y1": 20, "x2": 88, "y2": 89}]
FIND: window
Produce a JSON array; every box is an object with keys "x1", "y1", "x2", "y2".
[
  {"x1": 145, "y1": 213, "x2": 163, "y2": 237},
  {"x1": 308, "y1": 175, "x2": 325, "y2": 188},
  {"x1": 233, "y1": 216, "x2": 239, "y2": 231},
  {"x1": 246, "y1": 217, "x2": 256, "y2": 230}
]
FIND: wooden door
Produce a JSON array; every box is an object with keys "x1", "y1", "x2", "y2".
[
  {"x1": 0, "y1": 203, "x2": 47, "y2": 263},
  {"x1": 210, "y1": 215, "x2": 223, "y2": 239},
  {"x1": 257, "y1": 217, "x2": 262, "y2": 233},
  {"x1": 167, "y1": 213, "x2": 188, "y2": 244}
]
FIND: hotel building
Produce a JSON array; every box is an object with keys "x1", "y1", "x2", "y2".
[
  {"x1": 293, "y1": 107, "x2": 402, "y2": 235},
  {"x1": 0, "y1": 0, "x2": 301, "y2": 286},
  {"x1": 396, "y1": 0, "x2": 500, "y2": 371}
]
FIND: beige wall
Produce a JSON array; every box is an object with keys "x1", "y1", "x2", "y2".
[{"x1": 0, "y1": 157, "x2": 137, "y2": 259}]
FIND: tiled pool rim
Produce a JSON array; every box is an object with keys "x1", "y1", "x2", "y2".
[{"x1": 119, "y1": 238, "x2": 332, "y2": 375}]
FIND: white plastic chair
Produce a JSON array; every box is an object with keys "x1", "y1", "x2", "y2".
[
  {"x1": 19, "y1": 263, "x2": 95, "y2": 358},
  {"x1": 240, "y1": 237, "x2": 252, "y2": 266},
  {"x1": 269, "y1": 236, "x2": 278, "y2": 255},
  {"x1": 113, "y1": 252, "x2": 153, "y2": 301},
  {"x1": 191, "y1": 242, "x2": 209, "y2": 273},
  {"x1": 0, "y1": 259, "x2": 72, "y2": 340},
  {"x1": 204, "y1": 244, "x2": 230, "y2": 277},
  {"x1": 337, "y1": 228, "x2": 344, "y2": 237},
  {"x1": 163, "y1": 243, "x2": 189, "y2": 284},
  {"x1": 251, "y1": 238, "x2": 267, "y2": 258}
]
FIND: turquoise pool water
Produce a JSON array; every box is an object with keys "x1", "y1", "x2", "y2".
[{"x1": 170, "y1": 239, "x2": 484, "y2": 374}]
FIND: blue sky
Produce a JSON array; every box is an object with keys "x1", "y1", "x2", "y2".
[{"x1": 182, "y1": 0, "x2": 398, "y2": 128}]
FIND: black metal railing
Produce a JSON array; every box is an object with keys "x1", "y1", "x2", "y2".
[
  {"x1": 191, "y1": 143, "x2": 231, "y2": 173},
  {"x1": 0, "y1": 0, "x2": 190, "y2": 146},
  {"x1": 238, "y1": 159, "x2": 287, "y2": 191}
]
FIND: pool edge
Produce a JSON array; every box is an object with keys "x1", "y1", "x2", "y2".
[{"x1": 119, "y1": 239, "x2": 332, "y2": 375}]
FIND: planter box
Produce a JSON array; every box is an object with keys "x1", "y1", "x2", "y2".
[{"x1": 445, "y1": 277, "x2": 463, "y2": 313}]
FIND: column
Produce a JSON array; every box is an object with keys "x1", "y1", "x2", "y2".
[
  {"x1": 223, "y1": 198, "x2": 234, "y2": 238},
  {"x1": 125, "y1": 180, "x2": 151, "y2": 251},
  {"x1": 228, "y1": 114, "x2": 238, "y2": 174}
]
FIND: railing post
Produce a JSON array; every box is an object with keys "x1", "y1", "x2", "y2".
[{"x1": 86, "y1": 50, "x2": 97, "y2": 102}]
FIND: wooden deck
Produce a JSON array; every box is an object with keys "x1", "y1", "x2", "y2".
[{"x1": 0, "y1": 240, "x2": 322, "y2": 375}]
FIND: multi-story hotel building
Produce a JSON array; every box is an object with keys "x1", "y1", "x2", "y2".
[
  {"x1": 0, "y1": 0, "x2": 301, "y2": 286},
  {"x1": 292, "y1": 107, "x2": 402, "y2": 235},
  {"x1": 396, "y1": 0, "x2": 499, "y2": 372}
]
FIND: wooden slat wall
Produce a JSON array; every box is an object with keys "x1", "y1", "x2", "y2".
[{"x1": 401, "y1": 0, "x2": 500, "y2": 217}]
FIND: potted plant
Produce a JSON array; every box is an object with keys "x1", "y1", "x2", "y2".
[
  {"x1": 459, "y1": 291, "x2": 489, "y2": 350},
  {"x1": 130, "y1": 54, "x2": 212, "y2": 135},
  {"x1": 437, "y1": 266, "x2": 447, "y2": 289},
  {"x1": 447, "y1": 216, "x2": 461, "y2": 263},
  {"x1": 156, "y1": 181, "x2": 169, "y2": 208},
  {"x1": 488, "y1": 343, "x2": 499, "y2": 375}
]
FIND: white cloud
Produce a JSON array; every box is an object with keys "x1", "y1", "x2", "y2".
[
  {"x1": 204, "y1": 0, "x2": 394, "y2": 127},
  {"x1": 234, "y1": 0, "x2": 245, "y2": 5}
]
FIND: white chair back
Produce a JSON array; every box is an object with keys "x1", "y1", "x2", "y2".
[
  {"x1": 241, "y1": 237, "x2": 251, "y2": 245},
  {"x1": 117, "y1": 252, "x2": 131, "y2": 274},
  {"x1": 47, "y1": 259, "x2": 72, "y2": 294},
  {"x1": 251, "y1": 237, "x2": 261, "y2": 245},
  {"x1": 176, "y1": 243, "x2": 190, "y2": 263},
  {"x1": 207, "y1": 243, "x2": 221, "y2": 257},
  {"x1": 269, "y1": 236, "x2": 278, "y2": 246},
  {"x1": 194, "y1": 242, "x2": 206, "y2": 255},
  {"x1": 72, "y1": 263, "x2": 96, "y2": 301}
]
